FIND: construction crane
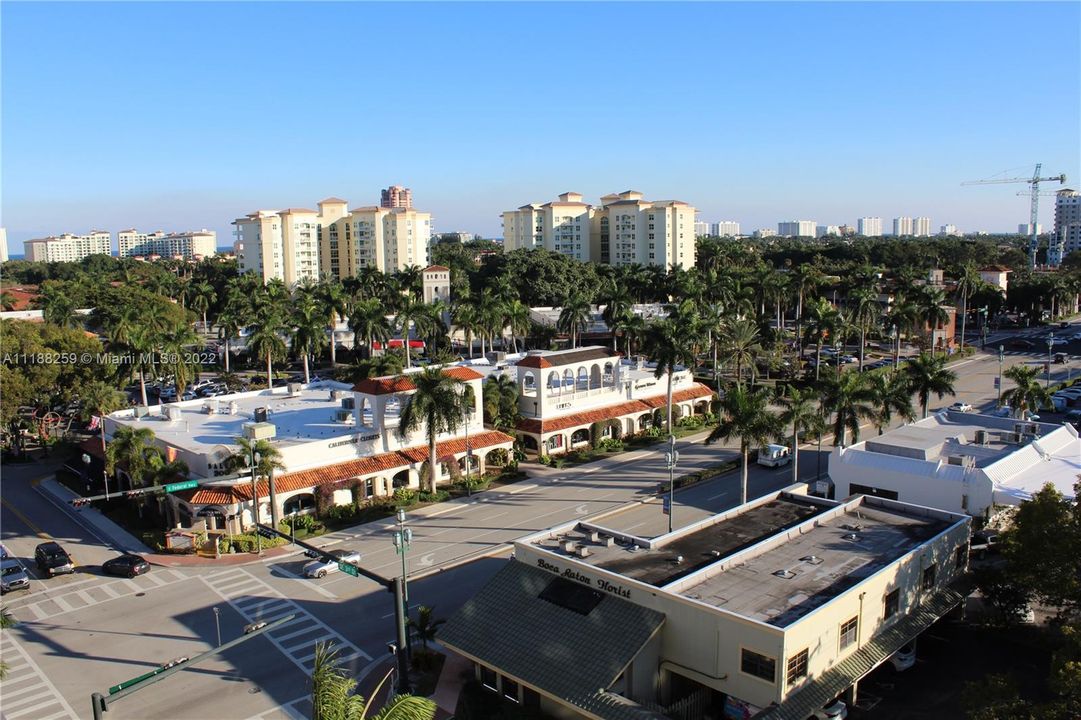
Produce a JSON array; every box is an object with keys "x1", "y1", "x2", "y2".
[{"x1": 962, "y1": 164, "x2": 1066, "y2": 269}]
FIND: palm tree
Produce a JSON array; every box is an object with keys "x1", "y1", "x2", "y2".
[
  {"x1": 722, "y1": 317, "x2": 761, "y2": 388},
  {"x1": 867, "y1": 371, "x2": 916, "y2": 434},
  {"x1": 105, "y1": 426, "x2": 158, "y2": 489},
  {"x1": 848, "y1": 286, "x2": 880, "y2": 371},
  {"x1": 776, "y1": 386, "x2": 822, "y2": 486},
  {"x1": 247, "y1": 308, "x2": 288, "y2": 389},
  {"x1": 346, "y1": 353, "x2": 405, "y2": 384},
  {"x1": 954, "y1": 264, "x2": 982, "y2": 353},
  {"x1": 188, "y1": 281, "x2": 216, "y2": 332},
  {"x1": 643, "y1": 317, "x2": 697, "y2": 436},
  {"x1": 397, "y1": 367, "x2": 469, "y2": 492},
  {"x1": 600, "y1": 289, "x2": 633, "y2": 352},
  {"x1": 291, "y1": 293, "x2": 329, "y2": 384},
  {"x1": 39, "y1": 284, "x2": 78, "y2": 328},
  {"x1": 316, "y1": 278, "x2": 349, "y2": 367},
  {"x1": 217, "y1": 287, "x2": 249, "y2": 374},
  {"x1": 916, "y1": 285, "x2": 949, "y2": 356},
  {"x1": 803, "y1": 298, "x2": 841, "y2": 381},
  {"x1": 394, "y1": 297, "x2": 428, "y2": 369},
  {"x1": 504, "y1": 299, "x2": 532, "y2": 354},
  {"x1": 1001, "y1": 365, "x2": 1052, "y2": 419},
  {"x1": 482, "y1": 374, "x2": 520, "y2": 431},
  {"x1": 557, "y1": 293, "x2": 592, "y2": 348},
  {"x1": 821, "y1": 372, "x2": 875, "y2": 448},
  {"x1": 790, "y1": 264, "x2": 823, "y2": 356},
  {"x1": 349, "y1": 297, "x2": 393, "y2": 360},
  {"x1": 451, "y1": 300, "x2": 478, "y2": 358},
  {"x1": 78, "y1": 381, "x2": 127, "y2": 423},
  {"x1": 706, "y1": 385, "x2": 780, "y2": 505},
  {"x1": 407, "y1": 606, "x2": 446, "y2": 653},
  {"x1": 904, "y1": 352, "x2": 958, "y2": 418},
  {"x1": 310, "y1": 642, "x2": 436, "y2": 720},
  {"x1": 160, "y1": 322, "x2": 201, "y2": 394},
  {"x1": 233, "y1": 437, "x2": 285, "y2": 529},
  {"x1": 884, "y1": 294, "x2": 920, "y2": 368}
]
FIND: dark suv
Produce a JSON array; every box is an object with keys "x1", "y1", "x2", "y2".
[{"x1": 35, "y1": 542, "x2": 74, "y2": 576}]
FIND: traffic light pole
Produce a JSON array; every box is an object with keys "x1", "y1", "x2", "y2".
[{"x1": 91, "y1": 613, "x2": 295, "y2": 720}]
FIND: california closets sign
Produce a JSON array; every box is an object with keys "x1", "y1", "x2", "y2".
[
  {"x1": 536, "y1": 558, "x2": 631, "y2": 599},
  {"x1": 328, "y1": 433, "x2": 379, "y2": 449}
]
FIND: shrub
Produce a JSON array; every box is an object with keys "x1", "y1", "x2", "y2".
[
  {"x1": 596, "y1": 438, "x2": 624, "y2": 452},
  {"x1": 417, "y1": 489, "x2": 450, "y2": 504},
  {"x1": 393, "y1": 488, "x2": 418, "y2": 506}
]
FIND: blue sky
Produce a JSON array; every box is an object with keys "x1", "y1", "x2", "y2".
[{"x1": 2, "y1": 2, "x2": 1079, "y2": 254}]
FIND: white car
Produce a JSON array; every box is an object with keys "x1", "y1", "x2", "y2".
[
  {"x1": 889, "y1": 640, "x2": 916, "y2": 671},
  {"x1": 948, "y1": 402, "x2": 973, "y2": 413},
  {"x1": 811, "y1": 700, "x2": 848, "y2": 719},
  {"x1": 303, "y1": 549, "x2": 361, "y2": 579}
]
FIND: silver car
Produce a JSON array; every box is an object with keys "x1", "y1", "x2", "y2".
[
  {"x1": 303, "y1": 549, "x2": 361, "y2": 579},
  {"x1": 1, "y1": 558, "x2": 31, "y2": 593}
]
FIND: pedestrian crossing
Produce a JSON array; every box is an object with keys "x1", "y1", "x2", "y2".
[
  {"x1": 0, "y1": 634, "x2": 78, "y2": 720},
  {"x1": 245, "y1": 695, "x2": 310, "y2": 720},
  {"x1": 201, "y1": 569, "x2": 371, "y2": 676},
  {"x1": 9, "y1": 568, "x2": 190, "y2": 623}
]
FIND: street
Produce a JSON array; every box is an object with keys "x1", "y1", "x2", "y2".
[{"x1": 2, "y1": 326, "x2": 1079, "y2": 720}]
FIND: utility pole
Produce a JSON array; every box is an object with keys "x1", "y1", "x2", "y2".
[
  {"x1": 664, "y1": 435, "x2": 678, "y2": 534},
  {"x1": 1047, "y1": 333, "x2": 1055, "y2": 389},
  {"x1": 392, "y1": 509, "x2": 413, "y2": 658},
  {"x1": 998, "y1": 345, "x2": 1005, "y2": 405}
]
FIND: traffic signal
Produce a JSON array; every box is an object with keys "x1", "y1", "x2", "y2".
[
  {"x1": 125, "y1": 490, "x2": 143, "y2": 500},
  {"x1": 255, "y1": 525, "x2": 277, "y2": 539},
  {"x1": 71, "y1": 498, "x2": 92, "y2": 508}
]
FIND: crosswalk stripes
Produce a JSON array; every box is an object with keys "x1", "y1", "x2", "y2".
[
  {"x1": 244, "y1": 695, "x2": 310, "y2": 720},
  {"x1": 0, "y1": 634, "x2": 78, "y2": 720},
  {"x1": 201, "y1": 569, "x2": 371, "y2": 675},
  {"x1": 10, "y1": 568, "x2": 190, "y2": 623}
]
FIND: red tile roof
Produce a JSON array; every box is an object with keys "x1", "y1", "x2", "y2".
[
  {"x1": 516, "y1": 384, "x2": 714, "y2": 434},
  {"x1": 354, "y1": 367, "x2": 484, "y2": 394},
  {"x1": 424, "y1": 265, "x2": 450, "y2": 272},
  {"x1": 176, "y1": 430, "x2": 515, "y2": 506}
]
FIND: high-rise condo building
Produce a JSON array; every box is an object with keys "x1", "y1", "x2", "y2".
[
  {"x1": 501, "y1": 190, "x2": 696, "y2": 269},
  {"x1": 233, "y1": 209, "x2": 320, "y2": 285},
  {"x1": 380, "y1": 185, "x2": 413, "y2": 209},
  {"x1": 940, "y1": 225, "x2": 962, "y2": 237},
  {"x1": 1053, "y1": 188, "x2": 1081, "y2": 264},
  {"x1": 694, "y1": 219, "x2": 710, "y2": 238},
  {"x1": 711, "y1": 221, "x2": 741, "y2": 237},
  {"x1": 913, "y1": 217, "x2": 932, "y2": 237},
  {"x1": 777, "y1": 220, "x2": 816, "y2": 237},
  {"x1": 342, "y1": 206, "x2": 431, "y2": 274},
  {"x1": 23, "y1": 231, "x2": 111, "y2": 263},
  {"x1": 0, "y1": 228, "x2": 7, "y2": 264},
  {"x1": 118, "y1": 229, "x2": 217, "y2": 260},
  {"x1": 892, "y1": 217, "x2": 914, "y2": 236},
  {"x1": 815, "y1": 225, "x2": 840, "y2": 238},
  {"x1": 857, "y1": 217, "x2": 883, "y2": 237}
]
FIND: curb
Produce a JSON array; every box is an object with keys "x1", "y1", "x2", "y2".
[{"x1": 34, "y1": 476, "x2": 153, "y2": 555}]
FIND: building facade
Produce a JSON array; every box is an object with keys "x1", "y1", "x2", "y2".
[
  {"x1": 857, "y1": 217, "x2": 882, "y2": 237},
  {"x1": 711, "y1": 221, "x2": 741, "y2": 237},
  {"x1": 380, "y1": 185, "x2": 413, "y2": 209},
  {"x1": 422, "y1": 265, "x2": 451, "y2": 304},
  {"x1": 0, "y1": 228, "x2": 7, "y2": 263},
  {"x1": 345, "y1": 206, "x2": 431, "y2": 274},
  {"x1": 913, "y1": 217, "x2": 932, "y2": 237},
  {"x1": 502, "y1": 191, "x2": 697, "y2": 269},
  {"x1": 694, "y1": 219, "x2": 711, "y2": 238},
  {"x1": 24, "y1": 232, "x2": 111, "y2": 263},
  {"x1": 815, "y1": 225, "x2": 841, "y2": 238},
  {"x1": 234, "y1": 209, "x2": 320, "y2": 286},
  {"x1": 440, "y1": 489, "x2": 970, "y2": 720},
  {"x1": 118, "y1": 229, "x2": 217, "y2": 260},
  {"x1": 978, "y1": 265, "x2": 1010, "y2": 294},
  {"x1": 892, "y1": 217, "x2": 913, "y2": 236},
  {"x1": 777, "y1": 221, "x2": 816, "y2": 238},
  {"x1": 940, "y1": 224, "x2": 962, "y2": 237},
  {"x1": 1054, "y1": 188, "x2": 1081, "y2": 260}
]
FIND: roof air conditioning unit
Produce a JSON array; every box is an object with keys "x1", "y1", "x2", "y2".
[
  {"x1": 341, "y1": 397, "x2": 355, "y2": 410},
  {"x1": 1025, "y1": 423, "x2": 1038, "y2": 435},
  {"x1": 134, "y1": 406, "x2": 149, "y2": 418},
  {"x1": 1009, "y1": 432, "x2": 1023, "y2": 444},
  {"x1": 335, "y1": 409, "x2": 354, "y2": 424},
  {"x1": 974, "y1": 430, "x2": 989, "y2": 445},
  {"x1": 287, "y1": 382, "x2": 302, "y2": 396},
  {"x1": 254, "y1": 407, "x2": 268, "y2": 423},
  {"x1": 947, "y1": 455, "x2": 975, "y2": 468},
  {"x1": 163, "y1": 405, "x2": 183, "y2": 422}
]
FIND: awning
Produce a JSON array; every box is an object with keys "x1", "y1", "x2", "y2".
[
  {"x1": 439, "y1": 560, "x2": 668, "y2": 720},
  {"x1": 753, "y1": 587, "x2": 965, "y2": 720},
  {"x1": 372, "y1": 339, "x2": 425, "y2": 350}
]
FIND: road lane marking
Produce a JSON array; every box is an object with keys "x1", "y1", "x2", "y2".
[
  {"x1": 1, "y1": 497, "x2": 51, "y2": 540},
  {"x1": 508, "y1": 483, "x2": 537, "y2": 494},
  {"x1": 0, "y1": 634, "x2": 78, "y2": 720},
  {"x1": 268, "y1": 563, "x2": 339, "y2": 599}
]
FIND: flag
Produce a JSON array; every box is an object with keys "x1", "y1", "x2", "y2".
[{"x1": 88, "y1": 416, "x2": 100, "y2": 431}]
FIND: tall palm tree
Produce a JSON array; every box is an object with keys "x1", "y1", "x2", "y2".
[
  {"x1": 232, "y1": 436, "x2": 285, "y2": 529},
  {"x1": 557, "y1": 293, "x2": 592, "y2": 349},
  {"x1": 395, "y1": 297, "x2": 429, "y2": 369},
  {"x1": 188, "y1": 281, "x2": 216, "y2": 332},
  {"x1": 916, "y1": 285, "x2": 949, "y2": 356},
  {"x1": 397, "y1": 367, "x2": 469, "y2": 492},
  {"x1": 39, "y1": 284, "x2": 78, "y2": 328},
  {"x1": 848, "y1": 286, "x2": 880, "y2": 371},
  {"x1": 407, "y1": 606, "x2": 446, "y2": 653},
  {"x1": 600, "y1": 288, "x2": 633, "y2": 353},
  {"x1": 77, "y1": 381, "x2": 127, "y2": 423},
  {"x1": 867, "y1": 371, "x2": 916, "y2": 434},
  {"x1": 291, "y1": 293, "x2": 329, "y2": 384},
  {"x1": 701, "y1": 303, "x2": 727, "y2": 390},
  {"x1": 803, "y1": 298, "x2": 841, "y2": 381},
  {"x1": 706, "y1": 384, "x2": 780, "y2": 505},
  {"x1": 105, "y1": 426, "x2": 158, "y2": 489},
  {"x1": 247, "y1": 307, "x2": 288, "y2": 389},
  {"x1": 451, "y1": 300, "x2": 478, "y2": 358},
  {"x1": 722, "y1": 317, "x2": 761, "y2": 388},
  {"x1": 1001, "y1": 365, "x2": 1052, "y2": 419},
  {"x1": 160, "y1": 322, "x2": 201, "y2": 394},
  {"x1": 349, "y1": 297, "x2": 393, "y2": 360},
  {"x1": 316, "y1": 277, "x2": 349, "y2": 367},
  {"x1": 643, "y1": 316, "x2": 698, "y2": 436},
  {"x1": 216, "y1": 286, "x2": 249, "y2": 374},
  {"x1": 790, "y1": 264, "x2": 823, "y2": 356},
  {"x1": 310, "y1": 642, "x2": 436, "y2": 720},
  {"x1": 776, "y1": 386, "x2": 822, "y2": 487},
  {"x1": 904, "y1": 352, "x2": 958, "y2": 418},
  {"x1": 504, "y1": 299, "x2": 532, "y2": 354},
  {"x1": 884, "y1": 294, "x2": 921, "y2": 368},
  {"x1": 482, "y1": 374, "x2": 520, "y2": 431},
  {"x1": 953, "y1": 264, "x2": 982, "y2": 353},
  {"x1": 821, "y1": 372, "x2": 875, "y2": 448}
]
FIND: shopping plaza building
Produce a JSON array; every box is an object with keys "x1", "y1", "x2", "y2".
[
  {"x1": 101, "y1": 370, "x2": 513, "y2": 531},
  {"x1": 440, "y1": 488, "x2": 970, "y2": 720}
]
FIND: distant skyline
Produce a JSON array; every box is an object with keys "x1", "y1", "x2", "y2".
[{"x1": 2, "y1": 2, "x2": 1079, "y2": 255}]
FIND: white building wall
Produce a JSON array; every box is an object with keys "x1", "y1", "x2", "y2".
[
  {"x1": 857, "y1": 217, "x2": 882, "y2": 237},
  {"x1": 712, "y1": 221, "x2": 741, "y2": 237}
]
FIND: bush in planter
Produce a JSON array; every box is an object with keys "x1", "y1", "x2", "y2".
[
  {"x1": 596, "y1": 437, "x2": 624, "y2": 452},
  {"x1": 393, "y1": 487, "x2": 418, "y2": 506},
  {"x1": 417, "y1": 489, "x2": 449, "y2": 503}
]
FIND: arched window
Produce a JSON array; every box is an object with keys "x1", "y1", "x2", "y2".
[
  {"x1": 577, "y1": 367, "x2": 589, "y2": 391},
  {"x1": 563, "y1": 369, "x2": 575, "y2": 390},
  {"x1": 603, "y1": 362, "x2": 614, "y2": 384},
  {"x1": 548, "y1": 371, "x2": 561, "y2": 392},
  {"x1": 522, "y1": 371, "x2": 538, "y2": 396},
  {"x1": 570, "y1": 429, "x2": 590, "y2": 445},
  {"x1": 638, "y1": 413, "x2": 652, "y2": 430},
  {"x1": 283, "y1": 494, "x2": 315, "y2": 515},
  {"x1": 392, "y1": 469, "x2": 411, "y2": 489},
  {"x1": 590, "y1": 365, "x2": 602, "y2": 389}
]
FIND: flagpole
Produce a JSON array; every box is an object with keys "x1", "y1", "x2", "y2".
[{"x1": 99, "y1": 417, "x2": 110, "y2": 501}]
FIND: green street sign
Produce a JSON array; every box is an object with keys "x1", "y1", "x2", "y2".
[
  {"x1": 109, "y1": 668, "x2": 163, "y2": 695},
  {"x1": 164, "y1": 480, "x2": 199, "y2": 493},
  {"x1": 338, "y1": 562, "x2": 359, "y2": 577}
]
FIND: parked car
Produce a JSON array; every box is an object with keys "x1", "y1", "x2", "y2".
[
  {"x1": 888, "y1": 640, "x2": 917, "y2": 672},
  {"x1": 35, "y1": 542, "x2": 74, "y2": 576},
  {"x1": 197, "y1": 383, "x2": 226, "y2": 398},
  {"x1": 1050, "y1": 396, "x2": 1067, "y2": 412},
  {"x1": 303, "y1": 549, "x2": 361, "y2": 579},
  {"x1": 948, "y1": 402, "x2": 973, "y2": 413},
  {"x1": 840, "y1": 355, "x2": 858, "y2": 364},
  {"x1": 0, "y1": 543, "x2": 10, "y2": 560},
  {"x1": 1047, "y1": 336, "x2": 1068, "y2": 347},
  {"x1": 191, "y1": 378, "x2": 214, "y2": 391},
  {"x1": 812, "y1": 700, "x2": 848, "y2": 719},
  {"x1": 102, "y1": 554, "x2": 150, "y2": 578},
  {"x1": 969, "y1": 530, "x2": 999, "y2": 558},
  {"x1": 1054, "y1": 352, "x2": 1069, "y2": 364},
  {"x1": 158, "y1": 386, "x2": 178, "y2": 402},
  {"x1": 0, "y1": 558, "x2": 31, "y2": 593},
  {"x1": 1064, "y1": 409, "x2": 1081, "y2": 427}
]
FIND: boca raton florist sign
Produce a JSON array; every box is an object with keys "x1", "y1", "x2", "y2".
[{"x1": 536, "y1": 558, "x2": 631, "y2": 599}]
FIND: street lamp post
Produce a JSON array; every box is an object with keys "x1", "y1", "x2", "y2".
[
  {"x1": 890, "y1": 325, "x2": 899, "y2": 371},
  {"x1": 1047, "y1": 332, "x2": 1055, "y2": 389},
  {"x1": 392, "y1": 508, "x2": 413, "y2": 657},
  {"x1": 664, "y1": 435, "x2": 678, "y2": 534},
  {"x1": 250, "y1": 449, "x2": 262, "y2": 556},
  {"x1": 82, "y1": 453, "x2": 92, "y2": 495},
  {"x1": 464, "y1": 407, "x2": 474, "y2": 496},
  {"x1": 998, "y1": 345, "x2": 1004, "y2": 405},
  {"x1": 212, "y1": 606, "x2": 221, "y2": 647}
]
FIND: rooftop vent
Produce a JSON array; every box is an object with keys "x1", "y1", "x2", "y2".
[
  {"x1": 842, "y1": 532, "x2": 862, "y2": 542},
  {"x1": 773, "y1": 569, "x2": 797, "y2": 579},
  {"x1": 287, "y1": 382, "x2": 302, "y2": 396},
  {"x1": 975, "y1": 430, "x2": 989, "y2": 445},
  {"x1": 801, "y1": 555, "x2": 824, "y2": 565},
  {"x1": 674, "y1": 555, "x2": 684, "y2": 564},
  {"x1": 711, "y1": 550, "x2": 722, "y2": 557},
  {"x1": 575, "y1": 546, "x2": 590, "y2": 558},
  {"x1": 253, "y1": 407, "x2": 268, "y2": 423},
  {"x1": 947, "y1": 454, "x2": 975, "y2": 468},
  {"x1": 334, "y1": 409, "x2": 354, "y2": 424},
  {"x1": 341, "y1": 397, "x2": 355, "y2": 410}
]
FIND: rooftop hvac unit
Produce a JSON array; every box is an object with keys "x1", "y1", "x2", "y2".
[
  {"x1": 341, "y1": 397, "x2": 355, "y2": 410},
  {"x1": 947, "y1": 455, "x2": 975, "y2": 469},
  {"x1": 134, "y1": 406, "x2": 149, "y2": 418},
  {"x1": 163, "y1": 405, "x2": 183, "y2": 422},
  {"x1": 254, "y1": 407, "x2": 268, "y2": 423},
  {"x1": 334, "y1": 409, "x2": 355, "y2": 424},
  {"x1": 287, "y1": 382, "x2": 302, "y2": 396},
  {"x1": 975, "y1": 430, "x2": 989, "y2": 445},
  {"x1": 1008, "y1": 432, "x2": 1023, "y2": 444},
  {"x1": 575, "y1": 546, "x2": 591, "y2": 558},
  {"x1": 331, "y1": 390, "x2": 345, "y2": 401},
  {"x1": 242, "y1": 421, "x2": 276, "y2": 441}
]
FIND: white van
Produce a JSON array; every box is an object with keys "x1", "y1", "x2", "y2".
[{"x1": 757, "y1": 444, "x2": 792, "y2": 467}]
